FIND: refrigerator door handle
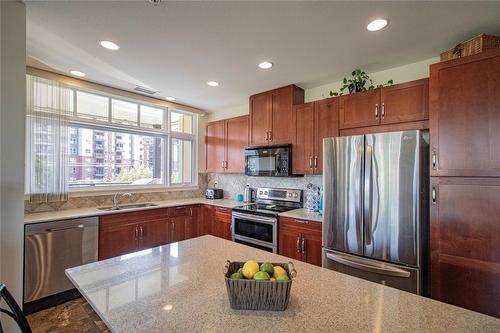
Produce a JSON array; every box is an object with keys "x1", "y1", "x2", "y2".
[
  {"x1": 325, "y1": 252, "x2": 411, "y2": 278},
  {"x1": 364, "y1": 144, "x2": 373, "y2": 245},
  {"x1": 354, "y1": 144, "x2": 363, "y2": 244}
]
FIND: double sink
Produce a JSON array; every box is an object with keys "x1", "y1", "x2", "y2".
[{"x1": 97, "y1": 203, "x2": 158, "y2": 211}]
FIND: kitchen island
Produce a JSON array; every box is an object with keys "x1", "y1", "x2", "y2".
[{"x1": 66, "y1": 235, "x2": 500, "y2": 332}]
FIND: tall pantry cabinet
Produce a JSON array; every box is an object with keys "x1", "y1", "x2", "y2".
[{"x1": 429, "y1": 49, "x2": 500, "y2": 318}]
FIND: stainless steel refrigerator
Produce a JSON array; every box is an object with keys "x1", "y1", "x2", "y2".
[{"x1": 322, "y1": 130, "x2": 429, "y2": 294}]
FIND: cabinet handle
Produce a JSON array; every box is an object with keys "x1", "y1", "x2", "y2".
[
  {"x1": 432, "y1": 186, "x2": 437, "y2": 205},
  {"x1": 269, "y1": 131, "x2": 272, "y2": 141},
  {"x1": 294, "y1": 219, "x2": 309, "y2": 224},
  {"x1": 314, "y1": 156, "x2": 318, "y2": 169},
  {"x1": 171, "y1": 222, "x2": 175, "y2": 232},
  {"x1": 221, "y1": 161, "x2": 224, "y2": 168},
  {"x1": 381, "y1": 103, "x2": 385, "y2": 118},
  {"x1": 134, "y1": 226, "x2": 139, "y2": 240},
  {"x1": 296, "y1": 237, "x2": 301, "y2": 253},
  {"x1": 375, "y1": 104, "x2": 379, "y2": 118},
  {"x1": 190, "y1": 207, "x2": 193, "y2": 216},
  {"x1": 225, "y1": 161, "x2": 228, "y2": 168},
  {"x1": 301, "y1": 238, "x2": 306, "y2": 254},
  {"x1": 265, "y1": 131, "x2": 269, "y2": 141},
  {"x1": 309, "y1": 156, "x2": 313, "y2": 169},
  {"x1": 432, "y1": 150, "x2": 437, "y2": 169}
]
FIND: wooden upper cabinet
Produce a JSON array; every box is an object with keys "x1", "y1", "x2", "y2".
[
  {"x1": 250, "y1": 85, "x2": 304, "y2": 145},
  {"x1": 339, "y1": 89, "x2": 380, "y2": 129},
  {"x1": 249, "y1": 93, "x2": 271, "y2": 145},
  {"x1": 292, "y1": 97, "x2": 339, "y2": 175},
  {"x1": 314, "y1": 97, "x2": 339, "y2": 174},
  {"x1": 206, "y1": 116, "x2": 249, "y2": 174},
  {"x1": 381, "y1": 78, "x2": 429, "y2": 125},
  {"x1": 430, "y1": 49, "x2": 500, "y2": 177},
  {"x1": 430, "y1": 177, "x2": 500, "y2": 318},
  {"x1": 205, "y1": 120, "x2": 225, "y2": 173},
  {"x1": 293, "y1": 102, "x2": 315, "y2": 174},
  {"x1": 225, "y1": 115, "x2": 249, "y2": 173}
]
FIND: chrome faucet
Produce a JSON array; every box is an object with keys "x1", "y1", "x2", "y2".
[{"x1": 113, "y1": 192, "x2": 133, "y2": 208}]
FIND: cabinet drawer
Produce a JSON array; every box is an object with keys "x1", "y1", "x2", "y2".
[
  {"x1": 169, "y1": 205, "x2": 192, "y2": 217},
  {"x1": 279, "y1": 216, "x2": 322, "y2": 232}
]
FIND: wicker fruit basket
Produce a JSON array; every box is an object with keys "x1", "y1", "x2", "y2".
[
  {"x1": 224, "y1": 260, "x2": 297, "y2": 311},
  {"x1": 440, "y1": 34, "x2": 500, "y2": 61}
]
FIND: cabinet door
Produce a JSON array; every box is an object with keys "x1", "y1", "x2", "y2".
[
  {"x1": 99, "y1": 222, "x2": 139, "y2": 260},
  {"x1": 314, "y1": 97, "x2": 339, "y2": 174},
  {"x1": 430, "y1": 50, "x2": 500, "y2": 177},
  {"x1": 278, "y1": 226, "x2": 302, "y2": 261},
  {"x1": 205, "y1": 120, "x2": 226, "y2": 173},
  {"x1": 293, "y1": 103, "x2": 315, "y2": 174},
  {"x1": 381, "y1": 78, "x2": 428, "y2": 125},
  {"x1": 201, "y1": 205, "x2": 214, "y2": 236},
  {"x1": 169, "y1": 216, "x2": 187, "y2": 243},
  {"x1": 213, "y1": 207, "x2": 232, "y2": 240},
  {"x1": 301, "y1": 228, "x2": 323, "y2": 266},
  {"x1": 270, "y1": 88, "x2": 294, "y2": 144},
  {"x1": 139, "y1": 219, "x2": 169, "y2": 250},
  {"x1": 430, "y1": 177, "x2": 500, "y2": 318},
  {"x1": 249, "y1": 93, "x2": 271, "y2": 145},
  {"x1": 225, "y1": 115, "x2": 249, "y2": 173},
  {"x1": 339, "y1": 89, "x2": 380, "y2": 129}
]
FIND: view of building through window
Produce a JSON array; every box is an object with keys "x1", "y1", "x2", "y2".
[{"x1": 68, "y1": 126, "x2": 164, "y2": 187}]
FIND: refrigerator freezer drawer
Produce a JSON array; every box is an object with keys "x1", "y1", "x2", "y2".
[{"x1": 323, "y1": 249, "x2": 420, "y2": 294}]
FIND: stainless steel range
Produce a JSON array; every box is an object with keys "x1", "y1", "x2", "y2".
[{"x1": 232, "y1": 187, "x2": 302, "y2": 253}]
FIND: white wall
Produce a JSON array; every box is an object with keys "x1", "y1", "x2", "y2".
[
  {"x1": 207, "y1": 56, "x2": 439, "y2": 122},
  {"x1": 0, "y1": 2, "x2": 26, "y2": 331}
]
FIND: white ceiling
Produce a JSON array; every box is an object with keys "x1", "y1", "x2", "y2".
[{"x1": 26, "y1": 1, "x2": 500, "y2": 113}]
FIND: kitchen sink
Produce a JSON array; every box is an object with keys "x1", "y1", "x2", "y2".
[{"x1": 97, "y1": 203, "x2": 158, "y2": 211}]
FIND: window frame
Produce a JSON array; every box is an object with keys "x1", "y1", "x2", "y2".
[{"x1": 27, "y1": 81, "x2": 198, "y2": 193}]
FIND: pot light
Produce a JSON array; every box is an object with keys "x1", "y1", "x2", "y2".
[
  {"x1": 99, "y1": 40, "x2": 120, "y2": 50},
  {"x1": 207, "y1": 81, "x2": 220, "y2": 87},
  {"x1": 70, "y1": 70, "x2": 86, "y2": 77},
  {"x1": 165, "y1": 96, "x2": 176, "y2": 101},
  {"x1": 258, "y1": 61, "x2": 273, "y2": 69},
  {"x1": 367, "y1": 19, "x2": 389, "y2": 32}
]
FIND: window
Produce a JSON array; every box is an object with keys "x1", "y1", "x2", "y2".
[
  {"x1": 76, "y1": 91, "x2": 108, "y2": 121},
  {"x1": 68, "y1": 125, "x2": 165, "y2": 188},
  {"x1": 26, "y1": 74, "x2": 198, "y2": 193},
  {"x1": 170, "y1": 111, "x2": 193, "y2": 134},
  {"x1": 112, "y1": 99, "x2": 138, "y2": 126},
  {"x1": 170, "y1": 138, "x2": 193, "y2": 184}
]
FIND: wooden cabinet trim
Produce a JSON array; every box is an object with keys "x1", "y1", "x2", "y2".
[{"x1": 339, "y1": 120, "x2": 429, "y2": 136}]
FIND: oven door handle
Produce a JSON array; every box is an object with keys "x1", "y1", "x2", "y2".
[{"x1": 232, "y1": 212, "x2": 277, "y2": 224}]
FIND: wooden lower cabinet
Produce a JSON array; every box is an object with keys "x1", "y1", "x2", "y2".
[
  {"x1": 99, "y1": 205, "x2": 198, "y2": 260},
  {"x1": 430, "y1": 177, "x2": 500, "y2": 318},
  {"x1": 213, "y1": 206, "x2": 232, "y2": 240},
  {"x1": 99, "y1": 208, "x2": 169, "y2": 260},
  {"x1": 279, "y1": 217, "x2": 322, "y2": 266}
]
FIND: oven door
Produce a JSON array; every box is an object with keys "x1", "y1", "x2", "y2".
[
  {"x1": 232, "y1": 212, "x2": 277, "y2": 252},
  {"x1": 245, "y1": 145, "x2": 291, "y2": 177}
]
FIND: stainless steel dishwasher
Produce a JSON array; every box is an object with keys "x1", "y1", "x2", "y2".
[{"x1": 24, "y1": 217, "x2": 98, "y2": 307}]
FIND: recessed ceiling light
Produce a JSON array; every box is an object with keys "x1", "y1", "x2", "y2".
[
  {"x1": 258, "y1": 61, "x2": 273, "y2": 69},
  {"x1": 367, "y1": 19, "x2": 389, "y2": 32},
  {"x1": 70, "y1": 70, "x2": 86, "y2": 77},
  {"x1": 207, "y1": 81, "x2": 220, "y2": 87},
  {"x1": 99, "y1": 40, "x2": 120, "y2": 50},
  {"x1": 165, "y1": 96, "x2": 176, "y2": 101}
]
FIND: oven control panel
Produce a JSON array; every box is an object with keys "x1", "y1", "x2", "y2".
[{"x1": 256, "y1": 187, "x2": 302, "y2": 203}]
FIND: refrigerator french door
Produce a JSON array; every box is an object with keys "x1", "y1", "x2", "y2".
[{"x1": 322, "y1": 130, "x2": 429, "y2": 294}]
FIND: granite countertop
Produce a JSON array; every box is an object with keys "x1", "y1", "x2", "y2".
[
  {"x1": 66, "y1": 235, "x2": 500, "y2": 333},
  {"x1": 24, "y1": 198, "x2": 239, "y2": 224},
  {"x1": 279, "y1": 208, "x2": 323, "y2": 222},
  {"x1": 24, "y1": 198, "x2": 321, "y2": 224}
]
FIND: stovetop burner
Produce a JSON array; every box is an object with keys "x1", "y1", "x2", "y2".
[{"x1": 232, "y1": 187, "x2": 303, "y2": 216}]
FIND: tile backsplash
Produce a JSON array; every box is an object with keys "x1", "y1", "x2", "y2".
[
  {"x1": 206, "y1": 173, "x2": 322, "y2": 201},
  {"x1": 25, "y1": 173, "x2": 208, "y2": 214}
]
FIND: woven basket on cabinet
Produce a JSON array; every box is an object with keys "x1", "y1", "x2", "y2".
[{"x1": 440, "y1": 34, "x2": 500, "y2": 61}]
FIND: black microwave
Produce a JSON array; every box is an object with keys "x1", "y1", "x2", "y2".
[{"x1": 245, "y1": 144, "x2": 292, "y2": 177}]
